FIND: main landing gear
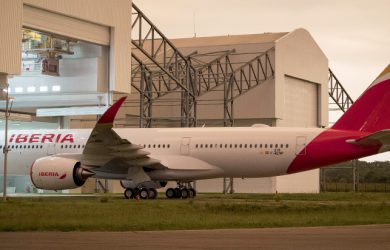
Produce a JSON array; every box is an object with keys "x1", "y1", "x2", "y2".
[
  {"x1": 124, "y1": 187, "x2": 158, "y2": 199},
  {"x1": 165, "y1": 182, "x2": 196, "y2": 199}
]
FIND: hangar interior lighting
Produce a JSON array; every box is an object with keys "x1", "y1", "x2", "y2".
[
  {"x1": 27, "y1": 86, "x2": 36, "y2": 92},
  {"x1": 14, "y1": 87, "x2": 23, "y2": 93},
  {"x1": 52, "y1": 85, "x2": 60, "y2": 92},
  {"x1": 39, "y1": 86, "x2": 48, "y2": 92}
]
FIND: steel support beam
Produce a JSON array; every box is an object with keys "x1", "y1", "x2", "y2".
[
  {"x1": 131, "y1": 3, "x2": 196, "y2": 127},
  {"x1": 328, "y1": 69, "x2": 354, "y2": 112}
]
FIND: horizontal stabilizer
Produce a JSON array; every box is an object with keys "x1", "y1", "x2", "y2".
[{"x1": 347, "y1": 129, "x2": 390, "y2": 146}]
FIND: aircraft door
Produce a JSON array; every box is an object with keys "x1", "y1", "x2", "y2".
[
  {"x1": 46, "y1": 143, "x2": 56, "y2": 155},
  {"x1": 295, "y1": 136, "x2": 307, "y2": 155},
  {"x1": 180, "y1": 137, "x2": 191, "y2": 155}
]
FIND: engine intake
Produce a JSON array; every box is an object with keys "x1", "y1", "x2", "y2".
[{"x1": 30, "y1": 156, "x2": 95, "y2": 190}]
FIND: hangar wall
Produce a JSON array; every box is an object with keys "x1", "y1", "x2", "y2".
[{"x1": 179, "y1": 29, "x2": 326, "y2": 194}]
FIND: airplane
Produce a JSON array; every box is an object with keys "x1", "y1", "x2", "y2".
[{"x1": 1, "y1": 64, "x2": 390, "y2": 199}]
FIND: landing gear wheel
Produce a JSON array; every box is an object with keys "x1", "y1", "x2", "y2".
[
  {"x1": 148, "y1": 188, "x2": 158, "y2": 199},
  {"x1": 181, "y1": 188, "x2": 189, "y2": 199},
  {"x1": 166, "y1": 188, "x2": 175, "y2": 199},
  {"x1": 139, "y1": 188, "x2": 149, "y2": 199},
  {"x1": 124, "y1": 188, "x2": 134, "y2": 199},
  {"x1": 174, "y1": 187, "x2": 182, "y2": 198},
  {"x1": 188, "y1": 188, "x2": 196, "y2": 198}
]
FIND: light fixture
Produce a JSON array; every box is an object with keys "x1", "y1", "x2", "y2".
[
  {"x1": 27, "y1": 86, "x2": 36, "y2": 92},
  {"x1": 52, "y1": 85, "x2": 61, "y2": 92},
  {"x1": 39, "y1": 86, "x2": 48, "y2": 92},
  {"x1": 15, "y1": 87, "x2": 23, "y2": 93}
]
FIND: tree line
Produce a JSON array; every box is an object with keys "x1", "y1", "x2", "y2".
[{"x1": 324, "y1": 161, "x2": 390, "y2": 183}]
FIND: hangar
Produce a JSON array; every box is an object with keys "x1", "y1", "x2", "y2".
[{"x1": 0, "y1": 0, "x2": 353, "y2": 195}]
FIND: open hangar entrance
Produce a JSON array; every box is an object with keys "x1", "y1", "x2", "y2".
[
  {"x1": 0, "y1": 0, "x2": 131, "y2": 194},
  {"x1": 0, "y1": 1, "x2": 353, "y2": 195}
]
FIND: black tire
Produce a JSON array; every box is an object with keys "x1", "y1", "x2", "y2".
[
  {"x1": 166, "y1": 188, "x2": 175, "y2": 199},
  {"x1": 174, "y1": 187, "x2": 182, "y2": 199},
  {"x1": 181, "y1": 188, "x2": 189, "y2": 199},
  {"x1": 139, "y1": 188, "x2": 149, "y2": 199},
  {"x1": 133, "y1": 187, "x2": 140, "y2": 199},
  {"x1": 124, "y1": 188, "x2": 134, "y2": 199},
  {"x1": 188, "y1": 188, "x2": 196, "y2": 198},
  {"x1": 148, "y1": 188, "x2": 158, "y2": 199}
]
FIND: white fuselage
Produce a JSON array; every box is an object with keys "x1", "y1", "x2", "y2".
[{"x1": 0, "y1": 127, "x2": 324, "y2": 180}]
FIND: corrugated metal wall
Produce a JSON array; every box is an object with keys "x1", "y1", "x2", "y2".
[{"x1": 0, "y1": 0, "x2": 23, "y2": 75}]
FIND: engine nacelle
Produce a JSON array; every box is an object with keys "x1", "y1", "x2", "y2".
[{"x1": 30, "y1": 156, "x2": 95, "y2": 190}]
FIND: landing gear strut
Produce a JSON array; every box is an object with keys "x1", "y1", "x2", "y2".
[
  {"x1": 124, "y1": 187, "x2": 158, "y2": 200},
  {"x1": 165, "y1": 182, "x2": 196, "y2": 199}
]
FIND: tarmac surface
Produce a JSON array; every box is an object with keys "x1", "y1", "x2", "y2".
[{"x1": 1, "y1": 224, "x2": 389, "y2": 250}]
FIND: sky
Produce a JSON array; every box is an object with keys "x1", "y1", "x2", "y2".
[
  {"x1": 134, "y1": 0, "x2": 390, "y2": 161},
  {"x1": 134, "y1": 0, "x2": 389, "y2": 99}
]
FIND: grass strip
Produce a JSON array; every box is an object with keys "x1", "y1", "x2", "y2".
[{"x1": 0, "y1": 192, "x2": 389, "y2": 231}]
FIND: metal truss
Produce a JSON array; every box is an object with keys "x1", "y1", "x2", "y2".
[
  {"x1": 224, "y1": 49, "x2": 275, "y2": 126},
  {"x1": 321, "y1": 69, "x2": 355, "y2": 192},
  {"x1": 194, "y1": 49, "x2": 236, "y2": 96},
  {"x1": 131, "y1": 3, "x2": 196, "y2": 127},
  {"x1": 328, "y1": 69, "x2": 354, "y2": 112}
]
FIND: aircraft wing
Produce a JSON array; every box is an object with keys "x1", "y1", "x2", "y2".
[
  {"x1": 347, "y1": 129, "x2": 390, "y2": 147},
  {"x1": 80, "y1": 97, "x2": 161, "y2": 174}
]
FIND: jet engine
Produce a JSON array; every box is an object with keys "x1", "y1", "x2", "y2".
[{"x1": 30, "y1": 156, "x2": 95, "y2": 190}]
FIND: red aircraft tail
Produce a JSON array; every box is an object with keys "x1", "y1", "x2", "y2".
[{"x1": 332, "y1": 64, "x2": 390, "y2": 133}]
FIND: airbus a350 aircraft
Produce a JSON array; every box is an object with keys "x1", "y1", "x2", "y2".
[{"x1": 1, "y1": 65, "x2": 390, "y2": 199}]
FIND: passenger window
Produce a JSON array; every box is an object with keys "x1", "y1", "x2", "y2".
[
  {"x1": 286, "y1": 144, "x2": 289, "y2": 148},
  {"x1": 270, "y1": 144, "x2": 273, "y2": 148},
  {"x1": 225, "y1": 144, "x2": 228, "y2": 148},
  {"x1": 78, "y1": 145, "x2": 81, "y2": 148},
  {"x1": 200, "y1": 144, "x2": 203, "y2": 148},
  {"x1": 220, "y1": 144, "x2": 223, "y2": 148},
  {"x1": 275, "y1": 144, "x2": 278, "y2": 148},
  {"x1": 153, "y1": 144, "x2": 156, "y2": 148},
  {"x1": 281, "y1": 144, "x2": 283, "y2": 148},
  {"x1": 167, "y1": 144, "x2": 170, "y2": 148},
  {"x1": 158, "y1": 144, "x2": 161, "y2": 148},
  {"x1": 163, "y1": 144, "x2": 165, "y2": 148},
  {"x1": 244, "y1": 144, "x2": 247, "y2": 148},
  {"x1": 148, "y1": 145, "x2": 151, "y2": 148},
  {"x1": 265, "y1": 144, "x2": 268, "y2": 148},
  {"x1": 230, "y1": 144, "x2": 232, "y2": 148},
  {"x1": 254, "y1": 144, "x2": 257, "y2": 148},
  {"x1": 40, "y1": 145, "x2": 43, "y2": 149},
  {"x1": 205, "y1": 144, "x2": 208, "y2": 148},
  {"x1": 234, "y1": 144, "x2": 237, "y2": 148},
  {"x1": 210, "y1": 144, "x2": 213, "y2": 148}
]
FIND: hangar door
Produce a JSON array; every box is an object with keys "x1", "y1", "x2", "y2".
[
  {"x1": 283, "y1": 76, "x2": 318, "y2": 127},
  {"x1": 23, "y1": 5, "x2": 110, "y2": 46}
]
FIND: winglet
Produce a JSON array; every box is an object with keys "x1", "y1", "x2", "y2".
[{"x1": 98, "y1": 97, "x2": 127, "y2": 124}]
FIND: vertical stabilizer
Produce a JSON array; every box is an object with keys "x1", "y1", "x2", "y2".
[{"x1": 332, "y1": 65, "x2": 390, "y2": 132}]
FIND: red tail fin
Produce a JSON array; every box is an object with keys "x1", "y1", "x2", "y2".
[{"x1": 332, "y1": 65, "x2": 390, "y2": 132}]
